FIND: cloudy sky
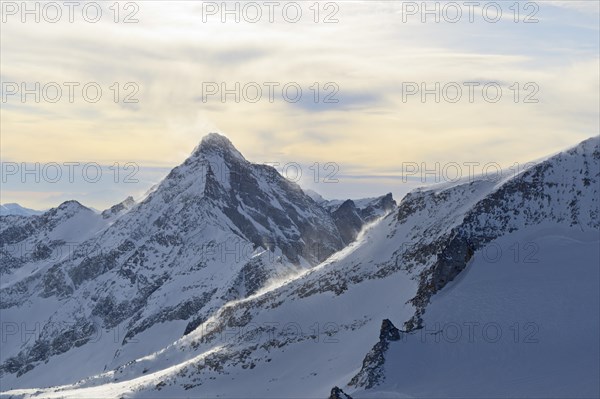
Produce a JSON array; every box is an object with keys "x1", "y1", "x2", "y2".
[{"x1": 1, "y1": 0, "x2": 599, "y2": 209}]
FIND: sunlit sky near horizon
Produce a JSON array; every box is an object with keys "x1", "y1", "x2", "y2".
[{"x1": 1, "y1": 0, "x2": 599, "y2": 210}]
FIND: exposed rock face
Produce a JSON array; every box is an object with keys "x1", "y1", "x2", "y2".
[
  {"x1": 327, "y1": 193, "x2": 397, "y2": 245},
  {"x1": 329, "y1": 386, "x2": 353, "y2": 399},
  {"x1": 359, "y1": 192, "x2": 396, "y2": 223},
  {"x1": 331, "y1": 200, "x2": 364, "y2": 245},
  {"x1": 320, "y1": 193, "x2": 396, "y2": 220},
  {"x1": 101, "y1": 196, "x2": 136, "y2": 219},
  {"x1": 348, "y1": 319, "x2": 403, "y2": 389}
]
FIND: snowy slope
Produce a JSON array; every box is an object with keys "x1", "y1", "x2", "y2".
[
  {"x1": 1, "y1": 135, "x2": 598, "y2": 399},
  {"x1": 350, "y1": 227, "x2": 599, "y2": 398}
]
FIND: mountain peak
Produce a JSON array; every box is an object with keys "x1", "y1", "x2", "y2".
[
  {"x1": 192, "y1": 133, "x2": 246, "y2": 162},
  {"x1": 202, "y1": 132, "x2": 232, "y2": 145},
  {"x1": 57, "y1": 200, "x2": 87, "y2": 211}
]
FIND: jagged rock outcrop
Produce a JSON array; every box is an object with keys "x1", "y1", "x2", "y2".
[
  {"x1": 331, "y1": 200, "x2": 364, "y2": 245},
  {"x1": 329, "y1": 386, "x2": 353, "y2": 399},
  {"x1": 359, "y1": 192, "x2": 396, "y2": 222},
  {"x1": 325, "y1": 193, "x2": 397, "y2": 244},
  {"x1": 101, "y1": 196, "x2": 136, "y2": 219},
  {"x1": 348, "y1": 319, "x2": 403, "y2": 389}
]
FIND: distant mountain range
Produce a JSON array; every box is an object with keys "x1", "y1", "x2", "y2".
[{"x1": 0, "y1": 204, "x2": 44, "y2": 217}]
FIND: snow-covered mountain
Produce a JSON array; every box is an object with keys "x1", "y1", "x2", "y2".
[
  {"x1": 0, "y1": 204, "x2": 43, "y2": 217},
  {"x1": 0, "y1": 135, "x2": 598, "y2": 398},
  {"x1": 0, "y1": 133, "x2": 395, "y2": 393}
]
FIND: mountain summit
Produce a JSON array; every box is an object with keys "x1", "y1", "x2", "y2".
[{"x1": 194, "y1": 132, "x2": 244, "y2": 156}]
